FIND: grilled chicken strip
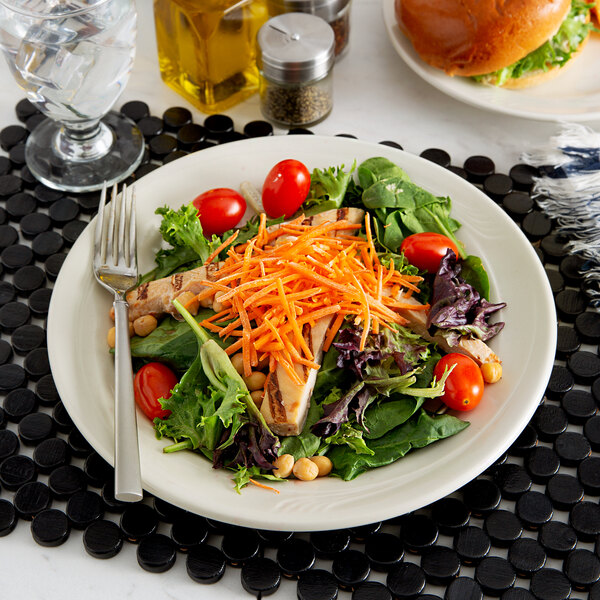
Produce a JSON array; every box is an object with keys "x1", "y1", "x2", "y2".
[
  {"x1": 126, "y1": 262, "x2": 221, "y2": 322},
  {"x1": 260, "y1": 318, "x2": 331, "y2": 436}
]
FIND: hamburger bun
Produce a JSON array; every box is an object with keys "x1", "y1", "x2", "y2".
[
  {"x1": 592, "y1": 0, "x2": 600, "y2": 25},
  {"x1": 394, "y1": 0, "x2": 577, "y2": 81}
]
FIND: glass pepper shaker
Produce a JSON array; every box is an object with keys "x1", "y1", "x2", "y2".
[
  {"x1": 267, "y1": 0, "x2": 352, "y2": 58},
  {"x1": 257, "y1": 13, "x2": 335, "y2": 128}
]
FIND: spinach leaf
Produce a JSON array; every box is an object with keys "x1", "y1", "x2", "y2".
[
  {"x1": 362, "y1": 397, "x2": 427, "y2": 439},
  {"x1": 129, "y1": 309, "x2": 229, "y2": 372},
  {"x1": 328, "y1": 410, "x2": 469, "y2": 480},
  {"x1": 460, "y1": 255, "x2": 490, "y2": 300},
  {"x1": 357, "y1": 157, "x2": 410, "y2": 189},
  {"x1": 361, "y1": 173, "x2": 465, "y2": 258}
]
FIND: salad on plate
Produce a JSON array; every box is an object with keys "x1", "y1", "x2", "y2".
[{"x1": 108, "y1": 156, "x2": 506, "y2": 492}]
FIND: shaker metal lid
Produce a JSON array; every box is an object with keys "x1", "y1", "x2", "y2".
[
  {"x1": 257, "y1": 13, "x2": 335, "y2": 84},
  {"x1": 269, "y1": 0, "x2": 351, "y2": 23}
]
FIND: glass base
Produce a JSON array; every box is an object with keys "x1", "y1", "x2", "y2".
[{"x1": 25, "y1": 112, "x2": 145, "y2": 193}]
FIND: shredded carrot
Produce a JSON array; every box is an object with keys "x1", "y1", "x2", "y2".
[
  {"x1": 323, "y1": 313, "x2": 345, "y2": 353},
  {"x1": 257, "y1": 213, "x2": 267, "y2": 247},
  {"x1": 249, "y1": 478, "x2": 280, "y2": 494},
  {"x1": 203, "y1": 230, "x2": 239, "y2": 266},
  {"x1": 196, "y1": 212, "x2": 424, "y2": 380}
]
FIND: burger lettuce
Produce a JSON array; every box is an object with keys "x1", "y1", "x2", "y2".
[{"x1": 474, "y1": 0, "x2": 596, "y2": 86}]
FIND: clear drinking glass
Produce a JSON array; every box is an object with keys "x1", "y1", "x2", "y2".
[{"x1": 0, "y1": 0, "x2": 144, "y2": 193}]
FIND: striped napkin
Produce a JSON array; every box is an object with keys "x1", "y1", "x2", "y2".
[{"x1": 522, "y1": 122, "x2": 600, "y2": 306}]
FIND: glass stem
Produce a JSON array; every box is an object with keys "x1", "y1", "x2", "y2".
[{"x1": 55, "y1": 119, "x2": 115, "y2": 162}]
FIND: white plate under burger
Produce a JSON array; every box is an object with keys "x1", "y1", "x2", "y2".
[
  {"x1": 47, "y1": 135, "x2": 556, "y2": 532},
  {"x1": 383, "y1": 0, "x2": 600, "y2": 122}
]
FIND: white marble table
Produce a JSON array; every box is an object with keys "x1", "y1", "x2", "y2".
[{"x1": 0, "y1": 1, "x2": 598, "y2": 598}]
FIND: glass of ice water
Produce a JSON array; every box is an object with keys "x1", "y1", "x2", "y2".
[{"x1": 0, "y1": 0, "x2": 144, "y2": 193}]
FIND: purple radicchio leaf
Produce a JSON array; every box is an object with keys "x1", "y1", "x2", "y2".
[
  {"x1": 353, "y1": 386, "x2": 376, "y2": 428},
  {"x1": 311, "y1": 381, "x2": 366, "y2": 438},
  {"x1": 333, "y1": 326, "x2": 425, "y2": 379},
  {"x1": 212, "y1": 420, "x2": 279, "y2": 471},
  {"x1": 334, "y1": 328, "x2": 385, "y2": 378},
  {"x1": 428, "y1": 249, "x2": 506, "y2": 343}
]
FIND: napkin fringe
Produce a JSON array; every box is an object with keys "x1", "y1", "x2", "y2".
[{"x1": 521, "y1": 122, "x2": 600, "y2": 306}]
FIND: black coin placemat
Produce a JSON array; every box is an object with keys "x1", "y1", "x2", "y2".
[{"x1": 1, "y1": 98, "x2": 599, "y2": 600}]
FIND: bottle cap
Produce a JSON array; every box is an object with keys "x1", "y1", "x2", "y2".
[
  {"x1": 268, "y1": 0, "x2": 351, "y2": 22},
  {"x1": 257, "y1": 13, "x2": 335, "y2": 84}
]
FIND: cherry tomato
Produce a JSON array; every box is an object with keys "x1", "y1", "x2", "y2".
[
  {"x1": 400, "y1": 232, "x2": 459, "y2": 273},
  {"x1": 262, "y1": 159, "x2": 311, "y2": 218},
  {"x1": 133, "y1": 362, "x2": 178, "y2": 420},
  {"x1": 192, "y1": 188, "x2": 246, "y2": 238},
  {"x1": 433, "y1": 353, "x2": 484, "y2": 411}
]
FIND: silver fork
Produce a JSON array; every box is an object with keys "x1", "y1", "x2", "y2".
[{"x1": 93, "y1": 182, "x2": 143, "y2": 502}]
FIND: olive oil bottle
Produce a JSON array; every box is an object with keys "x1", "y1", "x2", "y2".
[{"x1": 153, "y1": 0, "x2": 269, "y2": 114}]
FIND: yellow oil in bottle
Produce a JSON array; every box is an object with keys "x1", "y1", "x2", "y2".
[{"x1": 153, "y1": 0, "x2": 269, "y2": 114}]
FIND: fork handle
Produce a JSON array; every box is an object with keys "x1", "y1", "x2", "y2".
[{"x1": 113, "y1": 297, "x2": 143, "y2": 502}]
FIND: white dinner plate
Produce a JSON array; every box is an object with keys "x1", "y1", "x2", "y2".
[
  {"x1": 47, "y1": 135, "x2": 556, "y2": 531},
  {"x1": 382, "y1": 0, "x2": 600, "y2": 122}
]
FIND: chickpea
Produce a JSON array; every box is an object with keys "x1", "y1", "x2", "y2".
[
  {"x1": 273, "y1": 454, "x2": 294, "y2": 478},
  {"x1": 230, "y1": 353, "x2": 245, "y2": 375},
  {"x1": 176, "y1": 291, "x2": 199, "y2": 316},
  {"x1": 109, "y1": 306, "x2": 115, "y2": 321},
  {"x1": 309, "y1": 455, "x2": 333, "y2": 478},
  {"x1": 244, "y1": 371, "x2": 267, "y2": 392},
  {"x1": 212, "y1": 290, "x2": 227, "y2": 313},
  {"x1": 133, "y1": 315, "x2": 158, "y2": 337},
  {"x1": 199, "y1": 293, "x2": 214, "y2": 308},
  {"x1": 107, "y1": 327, "x2": 116, "y2": 348},
  {"x1": 481, "y1": 362, "x2": 502, "y2": 384},
  {"x1": 250, "y1": 390, "x2": 264, "y2": 409},
  {"x1": 293, "y1": 457, "x2": 319, "y2": 481},
  {"x1": 129, "y1": 321, "x2": 135, "y2": 337}
]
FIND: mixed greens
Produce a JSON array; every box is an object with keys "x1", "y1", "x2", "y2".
[{"x1": 130, "y1": 156, "x2": 505, "y2": 490}]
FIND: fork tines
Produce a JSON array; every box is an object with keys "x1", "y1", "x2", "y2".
[{"x1": 95, "y1": 182, "x2": 137, "y2": 269}]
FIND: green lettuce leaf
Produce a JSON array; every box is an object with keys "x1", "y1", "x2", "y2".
[{"x1": 301, "y1": 162, "x2": 356, "y2": 215}]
